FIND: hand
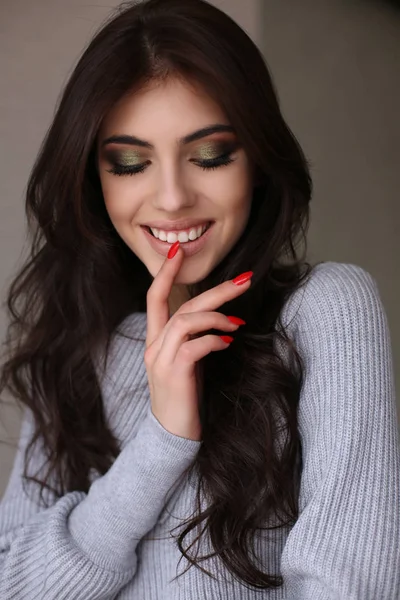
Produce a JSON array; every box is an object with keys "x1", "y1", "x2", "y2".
[{"x1": 144, "y1": 241, "x2": 253, "y2": 441}]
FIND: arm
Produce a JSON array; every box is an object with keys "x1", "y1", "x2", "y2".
[
  {"x1": 280, "y1": 263, "x2": 400, "y2": 600},
  {"x1": 0, "y1": 396, "x2": 201, "y2": 599}
]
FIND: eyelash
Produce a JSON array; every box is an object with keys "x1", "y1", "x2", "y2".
[{"x1": 106, "y1": 153, "x2": 235, "y2": 177}]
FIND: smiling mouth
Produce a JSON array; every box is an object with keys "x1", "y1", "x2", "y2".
[{"x1": 143, "y1": 221, "x2": 213, "y2": 239}]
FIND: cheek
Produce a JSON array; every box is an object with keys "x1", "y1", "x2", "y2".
[
  {"x1": 201, "y1": 163, "x2": 253, "y2": 212},
  {"x1": 100, "y1": 176, "x2": 142, "y2": 222}
]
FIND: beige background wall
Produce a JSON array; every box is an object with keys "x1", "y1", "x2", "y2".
[
  {"x1": 259, "y1": 1, "x2": 400, "y2": 403},
  {"x1": 0, "y1": 0, "x2": 398, "y2": 497}
]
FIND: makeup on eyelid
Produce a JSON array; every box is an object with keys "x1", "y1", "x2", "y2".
[
  {"x1": 103, "y1": 139, "x2": 239, "y2": 170},
  {"x1": 192, "y1": 141, "x2": 237, "y2": 161},
  {"x1": 103, "y1": 149, "x2": 144, "y2": 166}
]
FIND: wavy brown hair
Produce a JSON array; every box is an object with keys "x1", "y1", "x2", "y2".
[{"x1": 0, "y1": 0, "x2": 313, "y2": 591}]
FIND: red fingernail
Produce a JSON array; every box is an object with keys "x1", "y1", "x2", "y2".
[
  {"x1": 167, "y1": 241, "x2": 180, "y2": 259},
  {"x1": 220, "y1": 335, "x2": 234, "y2": 344},
  {"x1": 227, "y1": 316, "x2": 246, "y2": 325},
  {"x1": 232, "y1": 271, "x2": 253, "y2": 285}
]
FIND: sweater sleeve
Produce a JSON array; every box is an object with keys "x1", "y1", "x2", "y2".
[
  {"x1": 0, "y1": 401, "x2": 201, "y2": 599},
  {"x1": 280, "y1": 263, "x2": 400, "y2": 600}
]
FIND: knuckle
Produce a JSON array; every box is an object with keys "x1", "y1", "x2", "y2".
[
  {"x1": 152, "y1": 361, "x2": 168, "y2": 379},
  {"x1": 178, "y1": 299, "x2": 194, "y2": 313},
  {"x1": 178, "y1": 344, "x2": 193, "y2": 363},
  {"x1": 173, "y1": 313, "x2": 190, "y2": 331},
  {"x1": 144, "y1": 342, "x2": 157, "y2": 362}
]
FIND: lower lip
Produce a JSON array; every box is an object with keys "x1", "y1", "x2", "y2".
[{"x1": 140, "y1": 222, "x2": 215, "y2": 257}]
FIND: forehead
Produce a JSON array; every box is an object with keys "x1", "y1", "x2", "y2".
[{"x1": 98, "y1": 77, "x2": 229, "y2": 140}]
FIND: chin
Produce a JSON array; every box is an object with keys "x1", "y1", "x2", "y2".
[{"x1": 146, "y1": 255, "x2": 214, "y2": 284}]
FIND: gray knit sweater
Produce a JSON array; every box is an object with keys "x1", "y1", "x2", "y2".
[{"x1": 0, "y1": 262, "x2": 399, "y2": 599}]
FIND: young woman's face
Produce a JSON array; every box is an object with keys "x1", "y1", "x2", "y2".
[{"x1": 96, "y1": 77, "x2": 255, "y2": 284}]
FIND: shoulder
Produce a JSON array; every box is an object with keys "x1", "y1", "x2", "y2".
[
  {"x1": 278, "y1": 263, "x2": 396, "y2": 455},
  {"x1": 280, "y1": 261, "x2": 387, "y2": 342},
  {"x1": 299, "y1": 260, "x2": 380, "y2": 304}
]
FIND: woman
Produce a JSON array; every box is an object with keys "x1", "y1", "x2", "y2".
[{"x1": 0, "y1": 0, "x2": 399, "y2": 598}]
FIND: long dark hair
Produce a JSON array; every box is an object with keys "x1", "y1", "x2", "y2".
[{"x1": 0, "y1": 0, "x2": 313, "y2": 591}]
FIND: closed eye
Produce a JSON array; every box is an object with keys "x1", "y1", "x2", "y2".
[
  {"x1": 106, "y1": 161, "x2": 150, "y2": 176},
  {"x1": 191, "y1": 152, "x2": 235, "y2": 171},
  {"x1": 106, "y1": 152, "x2": 236, "y2": 176}
]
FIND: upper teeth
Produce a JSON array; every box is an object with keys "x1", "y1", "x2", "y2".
[{"x1": 149, "y1": 223, "x2": 209, "y2": 243}]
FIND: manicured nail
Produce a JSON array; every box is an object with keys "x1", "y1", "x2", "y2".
[
  {"x1": 227, "y1": 316, "x2": 246, "y2": 325},
  {"x1": 220, "y1": 335, "x2": 234, "y2": 344},
  {"x1": 232, "y1": 271, "x2": 253, "y2": 285},
  {"x1": 167, "y1": 240, "x2": 180, "y2": 259}
]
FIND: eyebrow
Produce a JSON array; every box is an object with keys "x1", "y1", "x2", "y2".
[{"x1": 100, "y1": 124, "x2": 235, "y2": 149}]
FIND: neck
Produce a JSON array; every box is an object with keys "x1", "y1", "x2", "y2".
[{"x1": 168, "y1": 284, "x2": 190, "y2": 316}]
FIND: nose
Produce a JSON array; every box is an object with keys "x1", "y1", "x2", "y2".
[{"x1": 153, "y1": 164, "x2": 195, "y2": 213}]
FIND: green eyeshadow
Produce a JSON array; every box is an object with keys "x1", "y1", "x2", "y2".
[
  {"x1": 105, "y1": 149, "x2": 143, "y2": 166},
  {"x1": 193, "y1": 141, "x2": 233, "y2": 161}
]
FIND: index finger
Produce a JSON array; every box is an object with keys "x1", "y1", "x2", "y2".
[
  {"x1": 146, "y1": 241, "x2": 184, "y2": 349},
  {"x1": 178, "y1": 273, "x2": 252, "y2": 317}
]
